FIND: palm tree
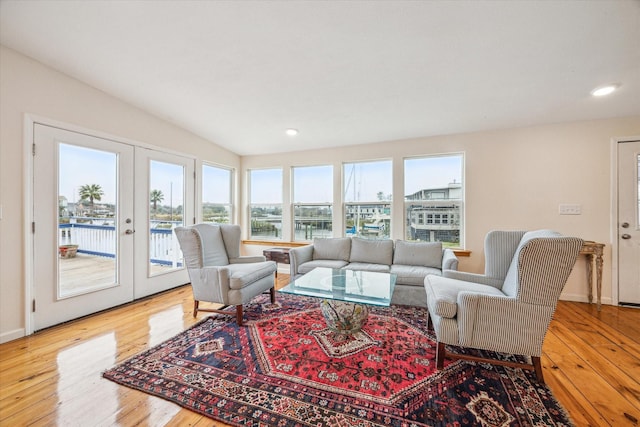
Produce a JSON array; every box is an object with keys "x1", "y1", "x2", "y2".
[
  {"x1": 150, "y1": 189, "x2": 164, "y2": 213},
  {"x1": 78, "y1": 184, "x2": 104, "y2": 215}
]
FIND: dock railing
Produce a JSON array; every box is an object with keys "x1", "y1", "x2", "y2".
[{"x1": 59, "y1": 219, "x2": 182, "y2": 266}]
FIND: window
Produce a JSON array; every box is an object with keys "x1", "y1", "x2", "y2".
[
  {"x1": 292, "y1": 166, "x2": 333, "y2": 240},
  {"x1": 249, "y1": 168, "x2": 282, "y2": 240},
  {"x1": 202, "y1": 164, "x2": 233, "y2": 224},
  {"x1": 293, "y1": 165, "x2": 333, "y2": 241},
  {"x1": 404, "y1": 154, "x2": 463, "y2": 247},
  {"x1": 343, "y1": 160, "x2": 392, "y2": 239}
]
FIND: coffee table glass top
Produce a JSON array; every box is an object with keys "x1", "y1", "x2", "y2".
[{"x1": 280, "y1": 267, "x2": 396, "y2": 307}]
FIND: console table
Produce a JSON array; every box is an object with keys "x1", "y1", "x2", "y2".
[
  {"x1": 580, "y1": 241, "x2": 605, "y2": 310},
  {"x1": 263, "y1": 247, "x2": 290, "y2": 277}
]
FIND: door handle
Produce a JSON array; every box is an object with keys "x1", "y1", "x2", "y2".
[
  {"x1": 621, "y1": 234, "x2": 631, "y2": 240},
  {"x1": 125, "y1": 229, "x2": 135, "y2": 235}
]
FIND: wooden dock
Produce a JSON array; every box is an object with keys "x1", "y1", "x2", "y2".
[{"x1": 59, "y1": 254, "x2": 172, "y2": 295}]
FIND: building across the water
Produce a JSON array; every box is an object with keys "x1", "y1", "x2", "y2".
[{"x1": 405, "y1": 181, "x2": 462, "y2": 243}]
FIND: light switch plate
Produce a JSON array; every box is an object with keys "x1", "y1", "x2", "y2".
[{"x1": 559, "y1": 204, "x2": 582, "y2": 215}]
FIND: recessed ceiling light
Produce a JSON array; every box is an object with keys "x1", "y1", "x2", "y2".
[
  {"x1": 591, "y1": 84, "x2": 620, "y2": 97},
  {"x1": 286, "y1": 128, "x2": 299, "y2": 136}
]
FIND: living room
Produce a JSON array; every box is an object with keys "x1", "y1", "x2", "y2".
[{"x1": 1, "y1": 1, "x2": 639, "y2": 425}]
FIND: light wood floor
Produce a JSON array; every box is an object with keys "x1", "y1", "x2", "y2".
[{"x1": 1, "y1": 274, "x2": 638, "y2": 426}]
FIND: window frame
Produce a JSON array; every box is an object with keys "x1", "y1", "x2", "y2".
[
  {"x1": 403, "y1": 153, "x2": 464, "y2": 247},
  {"x1": 201, "y1": 162, "x2": 234, "y2": 225},
  {"x1": 292, "y1": 165, "x2": 334, "y2": 241},
  {"x1": 248, "y1": 167, "x2": 283, "y2": 241},
  {"x1": 342, "y1": 160, "x2": 392, "y2": 239}
]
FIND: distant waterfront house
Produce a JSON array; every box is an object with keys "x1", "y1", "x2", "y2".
[{"x1": 405, "y1": 182, "x2": 462, "y2": 244}]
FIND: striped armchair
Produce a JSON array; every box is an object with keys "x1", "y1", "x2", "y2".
[{"x1": 424, "y1": 230, "x2": 583, "y2": 383}]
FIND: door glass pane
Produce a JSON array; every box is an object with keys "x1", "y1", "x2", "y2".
[
  {"x1": 58, "y1": 144, "x2": 117, "y2": 298},
  {"x1": 149, "y1": 160, "x2": 184, "y2": 275}
]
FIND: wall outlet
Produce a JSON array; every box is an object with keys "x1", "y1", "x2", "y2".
[{"x1": 559, "y1": 204, "x2": 582, "y2": 215}]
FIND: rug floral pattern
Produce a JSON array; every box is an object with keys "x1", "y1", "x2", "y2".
[{"x1": 103, "y1": 294, "x2": 573, "y2": 426}]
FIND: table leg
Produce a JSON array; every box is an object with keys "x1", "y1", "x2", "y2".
[
  {"x1": 595, "y1": 252, "x2": 603, "y2": 311},
  {"x1": 586, "y1": 254, "x2": 594, "y2": 304}
]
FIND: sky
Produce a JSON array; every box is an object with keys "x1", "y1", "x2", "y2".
[
  {"x1": 59, "y1": 144, "x2": 117, "y2": 204},
  {"x1": 250, "y1": 155, "x2": 463, "y2": 203},
  {"x1": 59, "y1": 144, "x2": 184, "y2": 207}
]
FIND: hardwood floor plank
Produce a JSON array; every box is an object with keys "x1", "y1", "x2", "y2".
[
  {"x1": 542, "y1": 352, "x2": 608, "y2": 426},
  {"x1": 554, "y1": 302, "x2": 640, "y2": 356},
  {"x1": 1, "y1": 278, "x2": 638, "y2": 427},
  {"x1": 548, "y1": 321, "x2": 640, "y2": 411}
]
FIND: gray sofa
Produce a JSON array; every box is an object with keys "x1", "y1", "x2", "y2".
[{"x1": 289, "y1": 237, "x2": 458, "y2": 307}]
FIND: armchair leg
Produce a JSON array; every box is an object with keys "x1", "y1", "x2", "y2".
[
  {"x1": 193, "y1": 300, "x2": 199, "y2": 318},
  {"x1": 427, "y1": 313, "x2": 433, "y2": 330},
  {"x1": 532, "y1": 356, "x2": 545, "y2": 384},
  {"x1": 236, "y1": 305, "x2": 244, "y2": 326},
  {"x1": 436, "y1": 342, "x2": 446, "y2": 369},
  {"x1": 270, "y1": 287, "x2": 276, "y2": 304}
]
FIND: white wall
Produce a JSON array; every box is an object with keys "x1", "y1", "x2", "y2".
[
  {"x1": 0, "y1": 46, "x2": 240, "y2": 342},
  {"x1": 242, "y1": 116, "x2": 640, "y2": 304}
]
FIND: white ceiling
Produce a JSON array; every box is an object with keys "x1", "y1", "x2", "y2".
[{"x1": 1, "y1": 1, "x2": 639, "y2": 156}]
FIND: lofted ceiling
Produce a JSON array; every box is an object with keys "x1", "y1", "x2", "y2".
[{"x1": 1, "y1": 0, "x2": 639, "y2": 156}]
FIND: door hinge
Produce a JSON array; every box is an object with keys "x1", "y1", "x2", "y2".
[
  {"x1": 32, "y1": 222, "x2": 35, "y2": 233},
  {"x1": 32, "y1": 299, "x2": 36, "y2": 313},
  {"x1": 32, "y1": 143, "x2": 36, "y2": 156}
]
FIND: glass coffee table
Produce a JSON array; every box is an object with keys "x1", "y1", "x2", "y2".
[{"x1": 280, "y1": 267, "x2": 397, "y2": 335}]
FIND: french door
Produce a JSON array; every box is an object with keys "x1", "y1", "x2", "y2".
[
  {"x1": 134, "y1": 148, "x2": 192, "y2": 298},
  {"x1": 32, "y1": 124, "x2": 193, "y2": 331},
  {"x1": 618, "y1": 140, "x2": 640, "y2": 306}
]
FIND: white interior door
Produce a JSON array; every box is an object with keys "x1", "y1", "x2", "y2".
[
  {"x1": 32, "y1": 124, "x2": 135, "y2": 330},
  {"x1": 134, "y1": 147, "x2": 193, "y2": 298},
  {"x1": 618, "y1": 140, "x2": 640, "y2": 306}
]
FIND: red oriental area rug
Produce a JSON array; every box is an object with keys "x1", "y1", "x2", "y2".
[{"x1": 103, "y1": 293, "x2": 573, "y2": 426}]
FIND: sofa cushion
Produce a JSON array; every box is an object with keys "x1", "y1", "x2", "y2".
[
  {"x1": 343, "y1": 262, "x2": 390, "y2": 273},
  {"x1": 393, "y1": 240, "x2": 442, "y2": 268},
  {"x1": 313, "y1": 237, "x2": 351, "y2": 261},
  {"x1": 390, "y1": 264, "x2": 442, "y2": 286},
  {"x1": 227, "y1": 261, "x2": 277, "y2": 290},
  {"x1": 349, "y1": 237, "x2": 394, "y2": 265},
  {"x1": 298, "y1": 259, "x2": 349, "y2": 274}
]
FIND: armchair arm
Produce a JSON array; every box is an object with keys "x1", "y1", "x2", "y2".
[
  {"x1": 443, "y1": 270, "x2": 504, "y2": 289},
  {"x1": 456, "y1": 292, "x2": 553, "y2": 356},
  {"x1": 189, "y1": 266, "x2": 232, "y2": 304},
  {"x1": 229, "y1": 255, "x2": 267, "y2": 264},
  {"x1": 442, "y1": 248, "x2": 459, "y2": 271},
  {"x1": 289, "y1": 245, "x2": 313, "y2": 276}
]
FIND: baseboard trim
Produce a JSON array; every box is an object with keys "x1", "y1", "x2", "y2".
[
  {"x1": 0, "y1": 328, "x2": 26, "y2": 344},
  {"x1": 559, "y1": 293, "x2": 612, "y2": 306}
]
